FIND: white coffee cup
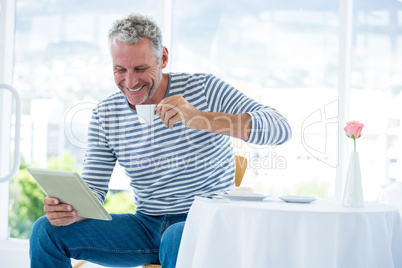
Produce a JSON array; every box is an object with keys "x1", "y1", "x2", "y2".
[{"x1": 136, "y1": 104, "x2": 157, "y2": 124}]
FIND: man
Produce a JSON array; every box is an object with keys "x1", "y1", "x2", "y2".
[{"x1": 30, "y1": 13, "x2": 291, "y2": 268}]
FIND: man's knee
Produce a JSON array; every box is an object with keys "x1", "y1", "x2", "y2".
[
  {"x1": 161, "y1": 221, "x2": 185, "y2": 245},
  {"x1": 31, "y1": 216, "x2": 51, "y2": 238},
  {"x1": 30, "y1": 215, "x2": 57, "y2": 258},
  {"x1": 159, "y1": 221, "x2": 186, "y2": 267}
]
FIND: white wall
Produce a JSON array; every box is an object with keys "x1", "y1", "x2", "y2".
[{"x1": 0, "y1": 240, "x2": 30, "y2": 267}]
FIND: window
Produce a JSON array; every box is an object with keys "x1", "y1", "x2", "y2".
[
  {"x1": 350, "y1": 0, "x2": 402, "y2": 200},
  {"x1": 171, "y1": 0, "x2": 340, "y2": 198},
  {"x1": 170, "y1": 0, "x2": 402, "y2": 201}
]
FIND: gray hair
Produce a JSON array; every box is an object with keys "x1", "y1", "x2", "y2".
[{"x1": 108, "y1": 13, "x2": 163, "y2": 62}]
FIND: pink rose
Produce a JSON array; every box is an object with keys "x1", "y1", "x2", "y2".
[
  {"x1": 344, "y1": 121, "x2": 364, "y2": 139},
  {"x1": 344, "y1": 121, "x2": 364, "y2": 151}
]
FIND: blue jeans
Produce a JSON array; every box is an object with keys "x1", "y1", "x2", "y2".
[{"x1": 29, "y1": 212, "x2": 187, "y2": 268}]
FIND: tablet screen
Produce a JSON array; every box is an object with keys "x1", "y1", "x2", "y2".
[{"x1": 27, "y1": 168, "x2": 112, "y2": 220}]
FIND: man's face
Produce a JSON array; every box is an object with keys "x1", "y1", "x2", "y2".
[{"x1": 111, "y1": 38, "x2": 167, "y2": 106}]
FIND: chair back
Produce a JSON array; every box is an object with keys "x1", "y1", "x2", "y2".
[{"x1": 234, "y1": 155, "x2": 247, "y2": 186}]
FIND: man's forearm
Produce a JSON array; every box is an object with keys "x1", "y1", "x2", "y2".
[{"x1": 186, "y1": 112, "x2": 252, "y2": 141}]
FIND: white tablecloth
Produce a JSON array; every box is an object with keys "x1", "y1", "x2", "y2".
[{"x1": 176, "y1": 198, "x2": 402, "y2": 268}]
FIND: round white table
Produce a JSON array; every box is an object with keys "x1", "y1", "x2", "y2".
[{"x1": 176, "y1": 197, "x2": 402, "y2": 268}]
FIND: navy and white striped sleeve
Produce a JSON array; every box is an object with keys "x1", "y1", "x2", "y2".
[
  {"x1": 204, "y1": 74, "x2": 292, "y2": 145},
  {"x1": 81, "y1": 107, "x2": 117, "y2": 204}
]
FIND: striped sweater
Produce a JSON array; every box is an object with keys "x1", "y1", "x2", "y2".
[{"x1": 82, "y1": 73, "x2": 291, "y2": 215}]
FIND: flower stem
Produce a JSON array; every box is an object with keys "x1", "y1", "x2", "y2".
[{"x1": 353, "y1": 138, "x2": 356, "y2": 152}]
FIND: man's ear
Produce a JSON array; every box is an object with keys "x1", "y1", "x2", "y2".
[{"x1": 161, "y1": 46, "x2": 169, "y2": 69}]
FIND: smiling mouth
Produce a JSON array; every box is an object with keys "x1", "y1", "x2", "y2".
[{"x1": 128, "y1": 85, "x2": 144, "y2": 92}]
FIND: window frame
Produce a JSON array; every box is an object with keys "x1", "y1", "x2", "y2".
[{"x1": 0, "y1": 0, "x2": 16, "y2": 241}]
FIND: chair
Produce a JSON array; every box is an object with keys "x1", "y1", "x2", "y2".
[
  {"x1": 72, "y1": 260, "x2": 87, "y2": 268},
  {"x1": 72, "y1": 155, "x2": 247, "y2": 268},
  {"x1": 234, "y1": 155, "x2": 247, "y2": 186}
]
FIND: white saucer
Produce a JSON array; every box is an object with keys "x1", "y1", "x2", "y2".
[
  {"x1": 279, "y1": 195, "x2": 317, "y2": 203},
  {"x1": 223, "y1": 193, "x2": 272, "y2": 201}
]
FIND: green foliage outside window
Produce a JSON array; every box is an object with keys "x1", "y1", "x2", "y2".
[
  {"x1": 9, "y1": 159, "x2": 46, "y2": 239},
  {"x1": 104, "y1": 190, "x2": 136, "y2": 214}
]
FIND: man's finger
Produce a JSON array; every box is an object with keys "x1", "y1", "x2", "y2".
[
  {"x1": 167, "y1": 112, "x2": 181, "y2": 129},
  {"x1": 44, "y1": 204, "x2": 73, "y2": 213},
  {"x1": 158, "y1": 103, "x2": 175, "y2": 123},
  {"x1": 43, "y1": 197, "x2": 59, "y2": 205},
  {"x1": 49, "y1": 214, "x2": 77, "y2": 227},
  {"x1": 156, "y1": 96, "x2": 181, "y2": 115},
  {"x1": 46, "y1": 210, "x2": 76, "y2": 221}
]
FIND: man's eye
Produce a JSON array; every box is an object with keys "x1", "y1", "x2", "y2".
[
  {"x1": 116, "y1": 68, "x2": 126, "y2": 73},
  {"x1": 136, "y1": 67, "x2": 147, "y2": 72}
]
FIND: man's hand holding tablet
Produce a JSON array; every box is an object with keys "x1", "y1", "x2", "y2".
[{"x1": 42, "y1": 196, "x2": 87, "y2": 226}]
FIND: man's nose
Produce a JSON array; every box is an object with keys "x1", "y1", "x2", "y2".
[{"x1": 126, "y1": 72, "x2": 139, "y2": 89}]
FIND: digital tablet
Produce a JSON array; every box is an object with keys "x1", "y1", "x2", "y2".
[{"x1": 27, "y1": 167, "x2": 112, "y2": 221}]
